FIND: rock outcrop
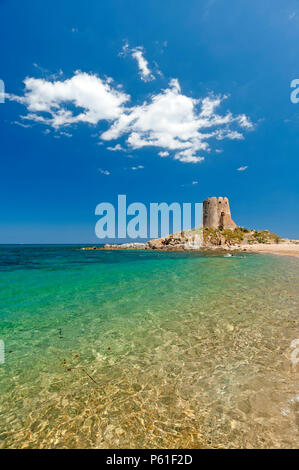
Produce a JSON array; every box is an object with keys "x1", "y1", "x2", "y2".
[
  {"x1": 83, "y1": 228, "x2": 281, "y2": 252},
  {"x1": 147, "y1": 230, "x2": 203, "y2": 250},
  {"x1": 82, "y1": 197, "x2": 285, "y2": 252},
  {"x1": 104, "y1": 242, "x2": 146, "y2": 250}
]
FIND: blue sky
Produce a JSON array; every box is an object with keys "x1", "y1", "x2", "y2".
[{"x1": 1, "y1": 0, "x2": 299, "y2": 243}]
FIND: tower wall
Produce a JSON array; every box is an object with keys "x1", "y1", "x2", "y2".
[
  {"x1": 203, "y1": 197, "x2": 219, "y2": 229},
  {"x1": 203, "y1": 197, "x2": 237, "y2": 229}
]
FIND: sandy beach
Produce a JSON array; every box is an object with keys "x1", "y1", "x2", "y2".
[{"x1": 241, "y1": 242, "x2": 299, "y2": 258}]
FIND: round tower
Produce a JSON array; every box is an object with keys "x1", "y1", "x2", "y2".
[
  {"x1": 203, "y1": 196, "x2": 237, "y2": 229},
  {"x1": 203, "y1": 197, "x2": 219, "y2": 228}
]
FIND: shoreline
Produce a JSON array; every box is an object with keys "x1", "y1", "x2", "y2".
[
  {"x1": 83, "y1": 242, "x2": 299, "y2": 258},
  {"x1": 240, "y1": 243, "x2": 299, "y2": 258}
]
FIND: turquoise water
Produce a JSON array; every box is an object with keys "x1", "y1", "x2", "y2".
[{"x1": 0, "y1": 245, "x2": 298, "y2": 448}]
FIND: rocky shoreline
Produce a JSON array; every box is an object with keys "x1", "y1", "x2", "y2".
[{"x1": 82, "y1": 228, "x2": 299, "y2": 257}]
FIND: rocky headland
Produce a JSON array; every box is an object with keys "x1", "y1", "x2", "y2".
[
  {"x1": 83, "y1": 227, "x2": 299, "y2": 257},
  {"x1": 83, "y1": 197, "x2": 299, "y2": 257}
]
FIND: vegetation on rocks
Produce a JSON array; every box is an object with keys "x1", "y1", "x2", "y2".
[
  {"x1": 203, "y1": 227, "x2": 280, "y2": 246},
  {"x1": 148, "y1": 227, "x2": 280, "y2": 250},
  {"x1": 87, "y1": 227, "x2": 281, "y2": 251}
]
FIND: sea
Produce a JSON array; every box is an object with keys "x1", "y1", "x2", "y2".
[{"x1": 0, "y1": 245, "x2": 298, "y2": 448}]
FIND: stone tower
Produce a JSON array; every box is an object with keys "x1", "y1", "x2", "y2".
[{"x1": 203, "y1": 197, "x2": 237, "y2": 230}]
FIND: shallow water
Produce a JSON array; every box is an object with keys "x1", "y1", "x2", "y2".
[{"x1": 0, "y1": 245, "x2": 298, "y2": 448}]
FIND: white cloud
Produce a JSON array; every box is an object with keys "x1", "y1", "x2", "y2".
[
  {"x1": 158, "y1": 151, "x2": 169, "y2": 157},
  {"x1": 131, "y1": 165, "x2": 144, "y2": 170},
  {"x1": 107, "y1": 143, "x2": 124, "y2": 151},
  {"x1": 237, "y1": 165, "x2": 248, "y2": 171},
  {"x1": 60, "y1": 131, "x2": 72, "y2": 137},
  {"x1": 98, "y1": 168, "x2": 110, "y2": 175},
  {"x1": 8, "y1": 70, "x2": 254, "y2": 164},
  {"x1": 131, "y1": 48, "x2": 154, "y2": 82},
  {"x1": 121, "y1": 43, "x2": 155, "y2": 82},
  {"x1": 237, "y1": 114, "x2": 254, "y2": 129},
  {"x1": 33, "y1": 63, "x2": 63, "y2": 80},
  {"x1": 101, "y1": 79, "x2": 252, "y2": 163},
  {"x1": 216, "y1": 130, "x2": 244, "y2": 140},
  {"x1": 174, "y1": 149, "x2": 204, "y2": 164},
  {"x1": 181, "y1": 180, "x2": 199, "y2": 187},
  {"x1": 12, "y1": 121, "x2": 32, "y2": 128},
  {"x1": 7, "y1": 71, "x2": 129, "y2": 128}
]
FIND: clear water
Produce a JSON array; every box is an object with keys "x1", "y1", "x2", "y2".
[{"x1": 0, "y1": 245, "x2": 298, "y2": 449}]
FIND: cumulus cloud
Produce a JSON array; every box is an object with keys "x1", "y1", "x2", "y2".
[
  {"x1": 7, "y1": 71, "x2": 129, "y2": 128},
  {"x1": 237, "y1": 165, "x2": 248, "y2": 171},
  {"x1": 8, "y1": 69, "x2": 254, "y2": 164},
  {"x1": 121, "y1": 43, "x2": 155, "y2": 82},
  {"x1": 101, "y1": 78, "x2": 252, "y2": 163}
]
